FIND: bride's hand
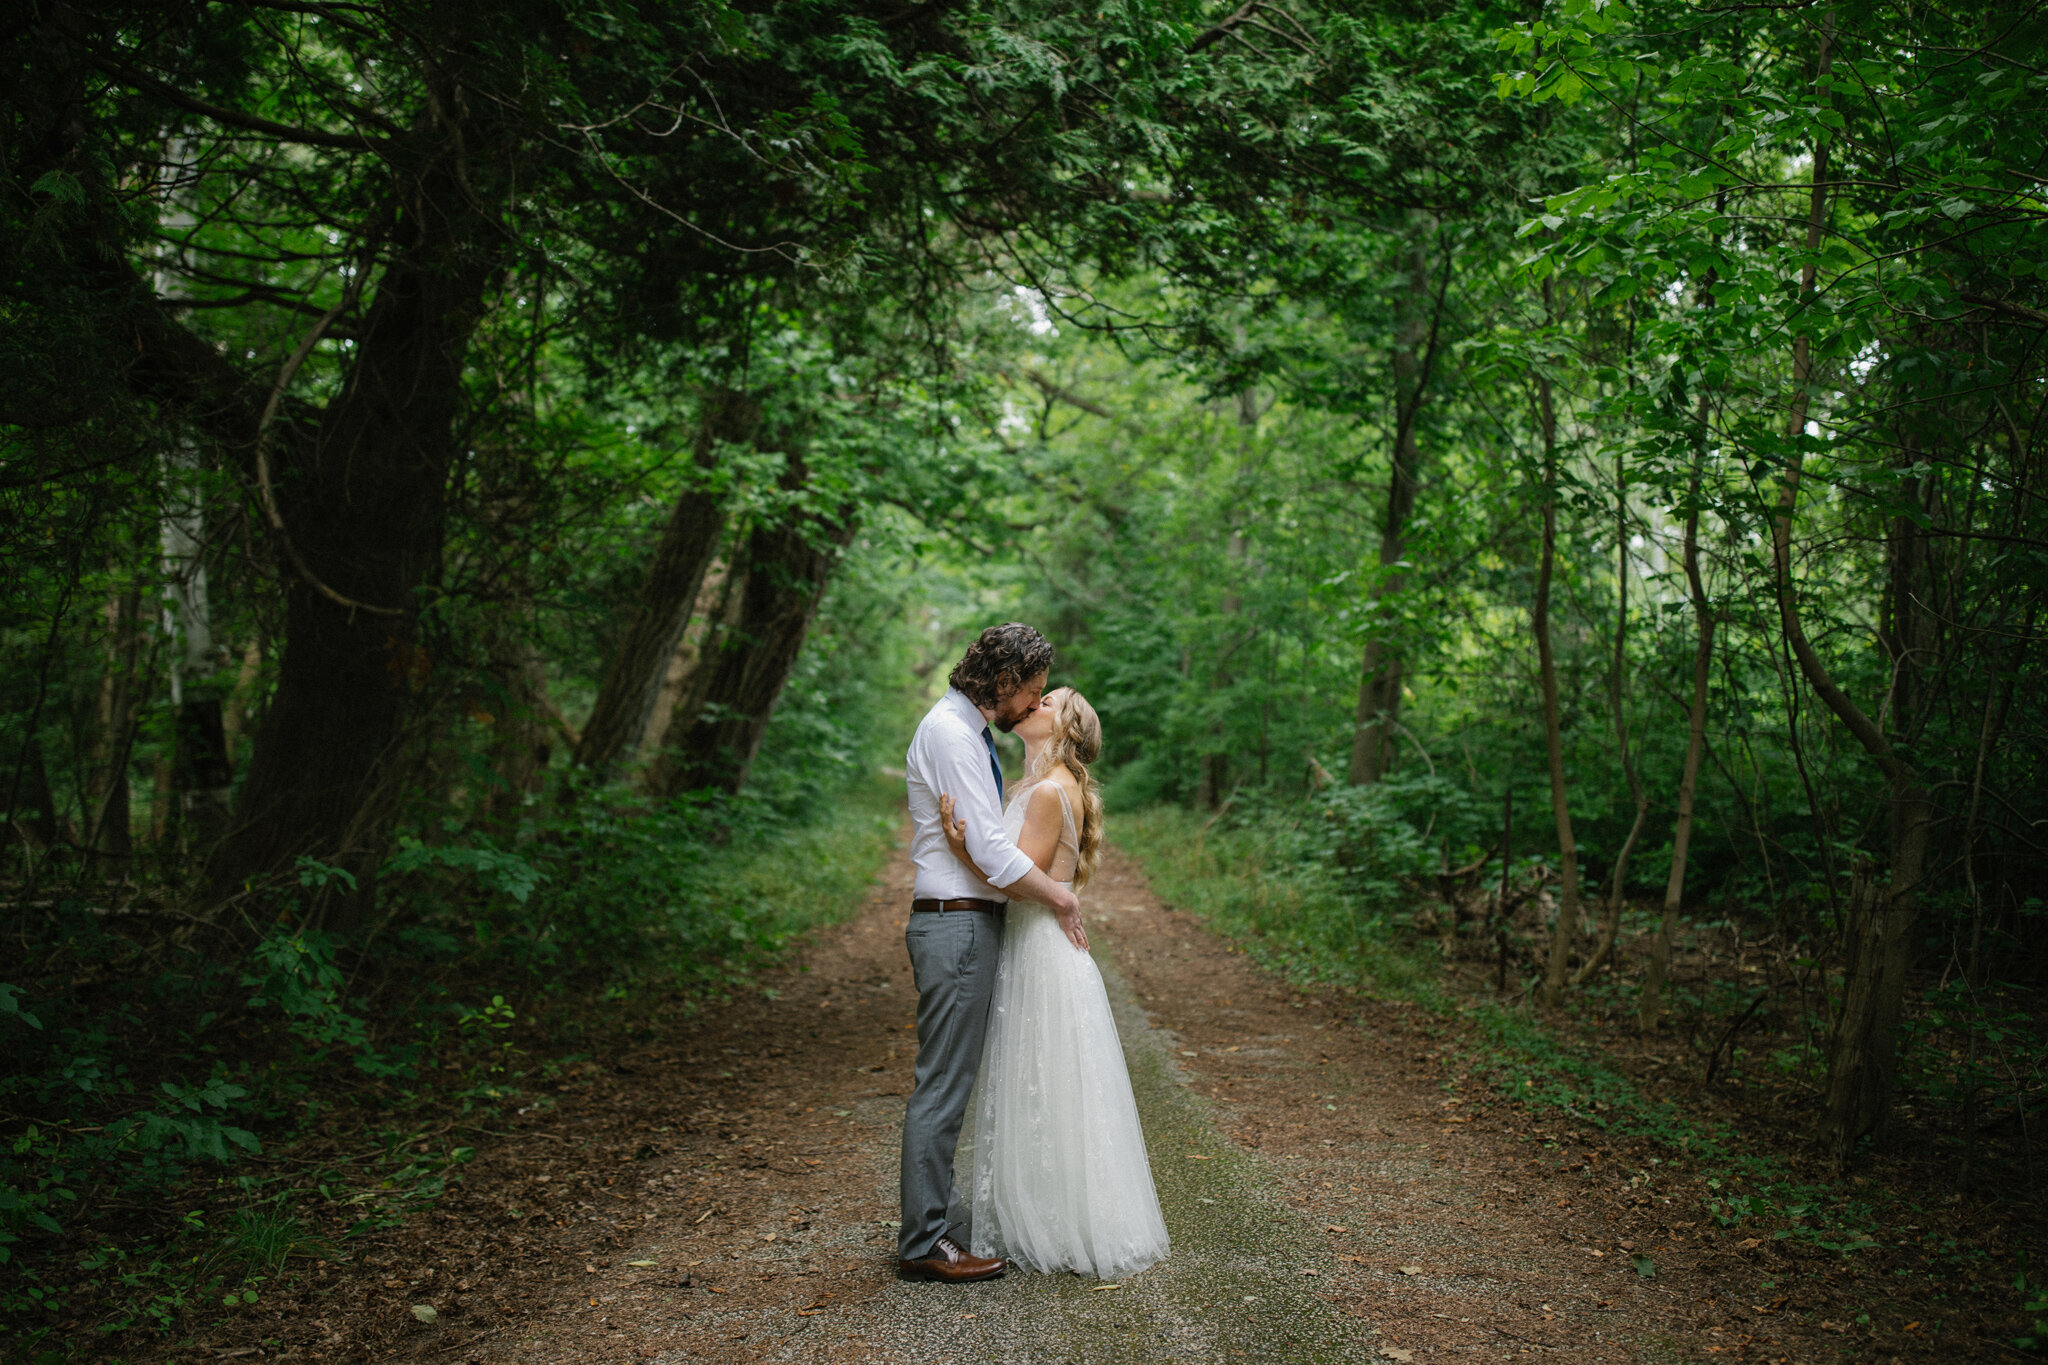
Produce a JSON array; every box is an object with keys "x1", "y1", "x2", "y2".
[{"x1": 937, "y1": 793, "x2": 971, "y2": 863}]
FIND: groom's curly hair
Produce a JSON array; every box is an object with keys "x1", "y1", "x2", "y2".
[{"x1": 948, "y1": 623, "x2": 1054, "y2": 708}]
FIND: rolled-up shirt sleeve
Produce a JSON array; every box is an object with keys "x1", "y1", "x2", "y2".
[{"x1": 931, "y1": 724, "x2": 1035, "y2": 889}]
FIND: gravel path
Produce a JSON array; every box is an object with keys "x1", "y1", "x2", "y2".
[{"x1": 434, "y1": 832, "x2": 1767, "y2": 1365}]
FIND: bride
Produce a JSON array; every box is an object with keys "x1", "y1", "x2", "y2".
[{"x1": 938, "y1": 686, "x2": 1170, "y2": 1281}]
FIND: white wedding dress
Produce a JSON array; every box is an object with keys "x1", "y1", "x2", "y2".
[{"x1": 967, "y1": 778, "x2": 1170, "y2": 1280}]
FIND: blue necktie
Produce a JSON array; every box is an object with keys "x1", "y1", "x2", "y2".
[{"x1": 981, "y1": 726, "x2": 1004, "y2": 804}]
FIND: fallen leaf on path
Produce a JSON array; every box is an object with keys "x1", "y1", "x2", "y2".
[
  {"x1": 410, "y1": 1305, "x2": 437, "y2": 1323},
  {"x1": 1631, "y1": 1255, "x2": 1656, "y2": 1279},
  {"x1": 1398, "y1": 1265, "x2": 1423, "y2": 1276},
  {"x1": 626, "y1": 1260, "x2": 657, "y2": 1267},
  {"x1": 584, "y1": 1263, "x2": 598, "y2": 1274},
  {"x1": 1738, "y1": 1237, "x2": 1761, "y2": 1248},
  {"x1": 1326, "y1": 1225, "x2": 1348, "y2": 1233},
  {"x1": 382, "y1": 1280, "x2": 403, "y2": 1289}
]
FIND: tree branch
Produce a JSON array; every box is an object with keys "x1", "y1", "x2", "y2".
[
  {"x1": 1961, "y1": 292, "x2": 2048, "y2": 327},
  {"x1": 92, "y1": 57, "x2": 387, "y2": 152}
]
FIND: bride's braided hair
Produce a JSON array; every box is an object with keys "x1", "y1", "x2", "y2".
[{"x1": 1028, "y1": 688, "x2": 1105, "y2": 890}]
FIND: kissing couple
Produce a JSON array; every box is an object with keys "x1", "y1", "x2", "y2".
[{"x1": 896, "y1": 622, "x2": 1170, "y2": 1284}]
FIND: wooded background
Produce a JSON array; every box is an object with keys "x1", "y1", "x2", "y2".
[{"x1": 4, "y1": 0, "x2": 2045, "y2": 1341}]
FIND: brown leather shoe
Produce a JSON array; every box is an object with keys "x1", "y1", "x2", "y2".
[{"x1": 897, "y1": 1236, "x2": 1006, "y2": 1282}]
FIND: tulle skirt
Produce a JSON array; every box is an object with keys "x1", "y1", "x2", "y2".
[{"x1": 967, "y1": 899, "x2": 1170, "y2": 1280}]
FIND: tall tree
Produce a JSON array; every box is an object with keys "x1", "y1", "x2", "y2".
[{"x1": 1349, "y1": 224, "x2": 1449, "y2": 785}]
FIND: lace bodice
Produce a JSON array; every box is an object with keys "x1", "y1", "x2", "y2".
[{"x1": 1001, "y1": 777, "x2": 1080, "y2": 886}]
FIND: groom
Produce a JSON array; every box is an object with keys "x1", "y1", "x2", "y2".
[{"x1": 897, "y1": 623, "x2": 1083, "y2": 1283}]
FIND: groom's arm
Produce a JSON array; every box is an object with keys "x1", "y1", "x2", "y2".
[
  {"x1": 926, "y1": 728, "x2": 1080, "y2": 927},
  {"x1": 926, "y1": 728, "x2": 1033, "y2": 890},
  {"x1": 939, "y1": 790, "x2": 1086, "y2": 946}
]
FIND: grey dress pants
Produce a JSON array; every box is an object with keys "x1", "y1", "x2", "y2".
[{"x1": 898, "y1": 906, "x2": 1002, "y2": 1261}]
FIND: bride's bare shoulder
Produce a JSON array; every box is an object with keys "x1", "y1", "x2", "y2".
[{"x1": 1034, "y1": 769, "x2": 1082, "y2": 806}]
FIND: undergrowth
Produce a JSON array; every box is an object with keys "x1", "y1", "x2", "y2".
[
  {"x1": 0, "y1": 772, "x2": 900, "y2": 1353},
  {"x1": 1113, "y1": 796, "x2": 2018, "y2": 1276}
]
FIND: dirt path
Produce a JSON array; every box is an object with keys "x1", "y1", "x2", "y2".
[{"x1": 322, "y1": 830, "x2": 1827, "y2": 1365}]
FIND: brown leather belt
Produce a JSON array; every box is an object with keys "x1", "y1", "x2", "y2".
[{"x1": 910, "y1": 897, "x2": 1003, "y2": 914}]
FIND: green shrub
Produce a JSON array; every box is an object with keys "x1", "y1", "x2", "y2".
[{"x1": 1113, "y1": 803, "x2": 1440, "y2": 1001}]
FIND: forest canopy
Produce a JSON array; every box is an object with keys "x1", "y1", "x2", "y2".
[{"x1": 3, "y1": 0, "x2": 2045, "y2": 1343}]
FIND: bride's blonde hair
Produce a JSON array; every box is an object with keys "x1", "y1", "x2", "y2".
[{"x1": 1028, "y1": 688, "x2": 1105, "y2": 889}]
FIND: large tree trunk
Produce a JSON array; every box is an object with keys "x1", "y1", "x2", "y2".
[
  {"x1": 652, "y1": 461, "x2": 855, "y2": 797},
  {"x1": 206, "y1": 127, "x2": 508, "y2": 919},
  {"x1": 639, "y1": 558, "x2": 734, "y2": 764},
  {"x1": 1349, "y1": 229, "x2": 1446, "y2": 784},
  {"x1": 1761, "y1": 19, "x2": 1935, "y2": 1161},
  {"x1": 1533, "y1": 366, "x2": 1585, "y2": 1009},
  {"x1": 575, "y1": 391, "x2": 759, "y2": 776}
]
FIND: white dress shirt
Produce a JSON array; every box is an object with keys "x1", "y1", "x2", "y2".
[{"x1": 905, "y1": 688, "x2": 1035, "y2": 901}]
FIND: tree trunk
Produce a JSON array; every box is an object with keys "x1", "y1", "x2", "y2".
[
  {"x1": 162, "y1": 465, "x2": 235, "y2": 851},
  {"x1": 1964, "y1": 628, "x2": 2019, "y2": 984},
  {"x1": 653, "y1": 462, "x2": 856, "y2": 797},
  {"x1": 221, "y1": 638, "x2": 264, "y2": 768},
  {"x1": 1640, "y1": 406, "x2": 1716, "y2": 1029},
  {"x1": 7, "y1": 736, "x2": 61, "y2": 852},
  {"x1": 639, "y1": 558, "x2": 733, "y2": 763},
  {"x1": 1350, "y1": 228, "x2": 1446, "y2": 784},
  {"x1": 1533, "y1": 367, "x2": 1584, "y2": 1009},
  {"x1": 1574, "y1": 446, "x2": 1648, "y2": 987},
  {"x1": 479, "y1": 631, "x2": 557, "y2": 829},
  {"x1": 1759, "y1": 19, "x2": 1935, "y2": 1161},
  {"x1": 575, "y1": 391, "x2": 759, "y2": 775},
  {"x1": 89, "y1": 584, "x2": 144, "y2": 864},
  {"x1": 648, "y1": 555, "x2": 748, "y2": 792},
  {"x1": 1199, "y1": 526, "x2": 1248, "y2": 809},
  {"x1": 206, "y1": 129, "x2": 508, "y2": 919}
]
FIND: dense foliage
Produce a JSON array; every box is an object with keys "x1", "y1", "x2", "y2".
[{"x1": 3, "y1": 0, "x2": 2044, "y2": 1350}]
